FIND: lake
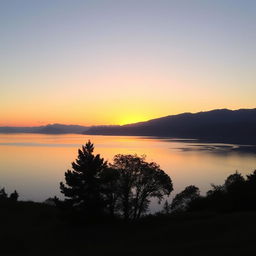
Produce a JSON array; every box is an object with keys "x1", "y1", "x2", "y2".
[{"x1": 0, "y1": 134, "x2": 256, "y2": 212}]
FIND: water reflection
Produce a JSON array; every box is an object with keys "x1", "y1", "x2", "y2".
[{"x1": 0, "y1": 134, "x2": 255, "y2": 210}]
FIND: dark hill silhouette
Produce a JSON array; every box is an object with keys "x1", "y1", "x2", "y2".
[
  {"x1": 85, "y1": 108, "x2": 256, "y2": 144},
  {"x1": 0, "y1": 124, "x2": 89, "y2": 134}
]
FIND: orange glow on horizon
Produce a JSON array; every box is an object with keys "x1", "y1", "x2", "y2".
[{"x1": 1, "y1": 104, "x2": 256, "y2": 127}]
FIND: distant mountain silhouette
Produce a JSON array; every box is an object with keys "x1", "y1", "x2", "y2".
[
  {"x1": 0, "y1": 124, "x2": 89, "y2": 134},
  {"x1": 2, "y1": 109, "x2": 256, "y2": 144},
  {"x1": 85, "y1": 109, "x2": 256, "y2": 144}
]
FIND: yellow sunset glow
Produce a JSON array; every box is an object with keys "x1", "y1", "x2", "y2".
[
  {"x1": 1, "y1": 1, "x2": 255, "y2": 127},
  {"x1": 119, "y1": 114, "x2": 148, "y2": 125}
]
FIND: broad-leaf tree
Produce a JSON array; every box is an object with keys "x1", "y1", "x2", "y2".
[
  {"x1": 171, "y1": 185, "x2": 200, "y2": 212},
  {"x1": 100, "y1": 167, "x2": 120, "y2": 217},
  {"x1": 111, "y1": 154, "x2": 173, "y2": 220}
]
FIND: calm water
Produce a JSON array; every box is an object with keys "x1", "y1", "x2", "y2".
[{"x1": 0, "y1": 134, "x2": 256, "y2": 211}]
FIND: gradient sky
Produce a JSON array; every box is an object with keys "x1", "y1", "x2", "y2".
[{"x1": 1, "y1": 0, "x2": 255, "y2": 126}]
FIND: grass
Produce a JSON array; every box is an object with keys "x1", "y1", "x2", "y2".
[{"x1": 1, "y1": 201, "x2": 256, "y2": 255}]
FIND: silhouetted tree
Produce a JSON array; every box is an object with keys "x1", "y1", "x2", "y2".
[
  {"x1": 171, "y1": 185, "x2": 200, "y2": 212},
  {"x1": 224, "y1": 171, "x2": 246, "y2": 210},
  {"x1": 162, "y1": 200, "x2": 172, "y2": 214},
  {"x1": 246, "y1": 170, "x2": 256, "y2": 184},
  {"x1": 60, "y1": 141, "x2": 108, "y2": 217},
  {"x1": 244, "y1": 170, "x2": 256, "y2": 210},
  {"x1": 206, "y1": 184, "x2": 224, "y2": 197},
  {"x1": 190, "y1": 171, "x2": 252, "y2": 212},
  {"x1": 201, "y1": 184, "x2": 225, "y2": 211},
  {"x1": 0, "y1": 188, "x2": 7, "y2": 199},
  {"x1": 224, "y1": 171, "x2": 245, "y2": 193},
  {"x1": 44, "y1": 196, "x2": 59, "y2": 206},
  {"x1": 111, "y1": 154, "x2": 173, "y2": 220},
  {"x1": 100, "y1": 167, "x2": 120, "y2": 217},
  {"x1": 9, "y1": 190, "x2": 19, "y2": 201}
]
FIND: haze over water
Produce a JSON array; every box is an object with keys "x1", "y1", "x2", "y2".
[{"x1": 1, "y1": 133, "x2": 255, "y2": 211}]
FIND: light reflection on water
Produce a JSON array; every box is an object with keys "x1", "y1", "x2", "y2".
[{"x1": 0, "y1": 134, "x2": 255, "y2": 212}]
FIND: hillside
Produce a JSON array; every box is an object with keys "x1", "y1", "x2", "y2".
[
  {"x1": 0, "y1": 124, "x2": 89, "y2": 134},
  {"x1": 85, "y1": 109, "x2": 256, "y2": 144}
]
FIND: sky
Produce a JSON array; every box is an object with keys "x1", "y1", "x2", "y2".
[{"x1": 0, "y1": 0, "x2": 255, "y2": 126}]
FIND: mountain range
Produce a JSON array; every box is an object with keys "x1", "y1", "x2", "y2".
[
  {"x1": 85, "y1": 108, "x2": 256, "y2": 144},
  {"x1": 1, "y1": 109, "x2": 256, "y2": 144},
  {"x1": 0, "y1": 124, "x2": 89, "y2": 134}
]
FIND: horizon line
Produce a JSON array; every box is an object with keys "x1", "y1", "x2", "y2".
[{"x1": 1, "y1": 107, "x2": 256, "y2": 128}]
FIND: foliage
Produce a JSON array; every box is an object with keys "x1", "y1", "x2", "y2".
[
  {"x1": 162, "y1": 200, "x2": 172, "y2": 214},
  {"x1": 60, "y1": 142, "x2": 173, "y2": 220},
  {"x1": 171, "y1": 185, "x2": 200, "y2": 212},
  {"x1": 184, "y1": 170, "x2": 256, "y2": 213},
  {"x1": 100, "y1": 167, "x2": 120, "y2": 216},
  {"x1": 60, "y1": 140, "x2": 108, "y2": 217},
  {"x1": 0, "y1": 188, "x2": 19, "y2": 203},
  {"x1": 110, "y1": 154, "x2": 173, "y2": 220},
  {"x1": 9, "y1": 190, "x2": 19, "y2": 201},
  {"x1": 0, "y1": 188, "x2": 7, "y2": 200}
]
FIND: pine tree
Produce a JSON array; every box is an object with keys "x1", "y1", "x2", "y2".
[{"x1": 60, "y1": 141, "x2": 108, "y2": 216}]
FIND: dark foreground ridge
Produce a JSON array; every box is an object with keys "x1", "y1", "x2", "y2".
[
  {"x1": 86, "y1": 108, "x2": 256, "y2": 144},
  {"x1": 2, "y1": 200, "x2": 256, "y2": 256}
]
